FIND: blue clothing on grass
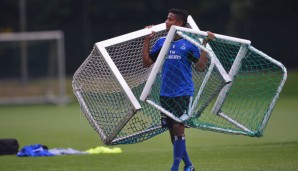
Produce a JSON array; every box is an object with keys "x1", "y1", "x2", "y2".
[{"x1": 17, "y1": 144, "x2": 54, "y2": 157}]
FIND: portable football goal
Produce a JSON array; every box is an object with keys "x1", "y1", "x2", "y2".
[{"x1": 72, "y1": 16, "x2": 287, "y2": 145}]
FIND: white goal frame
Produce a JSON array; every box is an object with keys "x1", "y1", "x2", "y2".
[
  {"x1": 212, "y1": 45, "x2": 287, "y2": 135},
  {"x1": 174, "y1": 26, "x2": 286, "y2": 135}
]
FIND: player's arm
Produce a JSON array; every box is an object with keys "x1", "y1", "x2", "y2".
[
  {"x1": 142, "y1": 27, "x2": 155, "y2": 68},
  {"x1": 196, "y1": 31, "x2": 215, "y2": 71}
]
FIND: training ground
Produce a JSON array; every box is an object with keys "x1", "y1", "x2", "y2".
[{"x1": 0, "y1": 70, "x2": 298, "y2": 171}]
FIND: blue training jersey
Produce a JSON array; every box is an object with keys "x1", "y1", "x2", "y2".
[{"x1": 149, "y1": 37, "x2": 200, "y2": 97}]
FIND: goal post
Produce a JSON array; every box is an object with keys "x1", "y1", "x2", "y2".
[
  {"x1": 0, "y1": 31, "x2": 69, "y2": 105},
  {"x1": 212, "y1": 44, "x2": 249, "y2": 115}
]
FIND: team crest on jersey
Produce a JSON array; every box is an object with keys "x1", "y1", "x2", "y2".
[{"x1": 180, "y1": 44, "x2": 186, "y2": 50}]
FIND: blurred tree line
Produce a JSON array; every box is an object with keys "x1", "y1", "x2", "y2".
[{"x1": 0, "y1": 0, "x2": 297, "y2": 75}]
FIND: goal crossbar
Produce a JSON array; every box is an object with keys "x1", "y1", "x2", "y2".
[{"x1": 97, "y1": 23, "x2": 165, "y2": 48}]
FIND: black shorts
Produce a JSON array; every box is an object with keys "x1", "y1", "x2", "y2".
[{"x1": 160, "y1": 96, "x2": 190, "y2": 128}]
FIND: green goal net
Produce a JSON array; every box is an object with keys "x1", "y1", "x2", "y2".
[{"x1": 177, "y1": 29, "x2": 287, "y2": 136}]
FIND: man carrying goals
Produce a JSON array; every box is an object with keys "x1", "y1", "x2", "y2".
[{"x1": 142, "y1": 8, "x2": 214, "y2": 171}]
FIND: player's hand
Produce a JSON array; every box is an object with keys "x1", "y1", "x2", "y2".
[
  {"x1": 203, "y1": 31, "x2": 215, "y2": 45},
  {"x1": 145, "y1": 25, "x2": 155, "y2": 40},
  {"x1": 206, "y1": 31, "x2": 215, "y2": 41}
]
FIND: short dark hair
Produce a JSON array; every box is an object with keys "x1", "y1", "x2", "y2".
[{"x1": 169, "y1": 8, "x2": 188, "y2": 27}]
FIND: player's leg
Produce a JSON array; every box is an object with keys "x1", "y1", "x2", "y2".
[
  {"x1": 178, "y1": 96, "x2": 193, "y2": 169},
  {"x1": 169, "y1": 129, "x2": 192, "y2": 168},
  {"x1": 180, "y1": 136, "x2": 193, "y2": 170},
  {"x1": 171, "y1": 123, "x2": 195, "y2": 171},
  {"x1": 170, "y1": 122, "x2": 186, "y2": 171},
  {"x1": 160, "y1": 96, "x2": 194, "y2": 171},
  {"x1": 170, "y1": 96, "x2": 194, "y2": 171}
]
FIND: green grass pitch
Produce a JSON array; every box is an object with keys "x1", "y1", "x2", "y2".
[{"x1": 0, "y1": 70, "x2": 298, "y2": 171}]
